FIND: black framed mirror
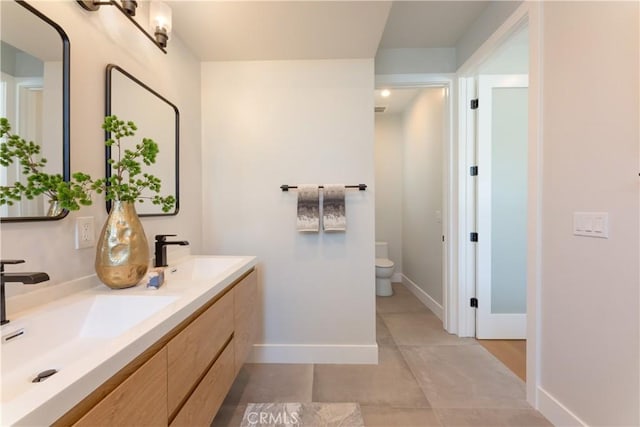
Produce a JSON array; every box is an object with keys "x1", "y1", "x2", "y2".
[
  {"x1": 105, "y1": 64, "x2": 179, "y2": 216},
  {"x1": 0, "y1": 0, "x2": 70, "y2": 222}
]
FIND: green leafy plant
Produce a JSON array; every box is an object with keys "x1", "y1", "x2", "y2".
[
  {"x1": 0, "y1": 117, "x2": 69, "y2": 208},
  {"x1": 60, "y1": 115, "x2": 176, "y2": 212},
  {"x1": 0, "y1": 116, "x2": 175, "y2": 213}
]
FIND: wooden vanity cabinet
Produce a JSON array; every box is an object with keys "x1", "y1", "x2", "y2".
[
  {"x1": 170, "y1": 343, "x2": 235, "y2": 427},
  {"x1": 74, "y1": 348, "x2": 168, "y2": 427},
  {"x1": 59, "y1": 268, "x2": 258, "y2": 427},
  {"x1": 233, "y1": 267, "x2": 258, "y2": 375},
  {"x1": 167, "y1": 290, "x2": 234, "y2": 416}
]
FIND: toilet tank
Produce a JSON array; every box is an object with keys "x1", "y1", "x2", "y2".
[{"x1": 375, "y1": 241, "x2": 389, "y2": 259}]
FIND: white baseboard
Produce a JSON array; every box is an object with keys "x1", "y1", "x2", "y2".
[
  {"x1": 391, "y1": 272, "x2": 402, "y2": 283},
  {"x1": 401, "y1": 274, "x2": 444, "y2": 320},
  {"x1": 247, "y1": 344, "x2": 378, "y2": 364},
  {"x1": 537, "y1": 386, "x2": 587, "y2": 426}
]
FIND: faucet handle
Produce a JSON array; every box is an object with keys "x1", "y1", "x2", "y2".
[
  {"x1": 155, "y1": 234, "x2": 177, "y2": 242},
  {"x1": 1, "y1": 260, "x2": 25, "y2": 273}
]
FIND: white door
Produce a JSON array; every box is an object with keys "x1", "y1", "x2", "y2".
[{"x1": 476, "y1": 74, "x2": 528, "y2": 339}]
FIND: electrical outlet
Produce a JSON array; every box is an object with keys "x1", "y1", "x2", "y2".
[{"x1": 75, "y1": 217, "x2": 95, "y2": 249}]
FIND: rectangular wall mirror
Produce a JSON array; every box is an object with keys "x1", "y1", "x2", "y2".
[
  {"x1": 106, "y1": 64, "x2": 179, "y2": 216},
  {"x1": 0, "y1": 0, "x2": 70, "y2": 222}
]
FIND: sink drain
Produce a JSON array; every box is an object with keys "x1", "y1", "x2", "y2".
[{"x1": 32, "y1": 369, "x2": 58, "y2": 383}]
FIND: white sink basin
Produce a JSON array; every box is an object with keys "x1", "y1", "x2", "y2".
[
  {"x1": 166, "y1": 256, "x2": 246, "y2": 282},
  {"x1": 1, "y1": 294, "x2": 177, "y2": 402}
]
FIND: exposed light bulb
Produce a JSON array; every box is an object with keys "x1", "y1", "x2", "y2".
[
  {"x1": 150, "y1": 1, "x2": 172, "y2": 47},
  {"x1": 381, "y1": 89, "x2": 391, "y2": 98}
]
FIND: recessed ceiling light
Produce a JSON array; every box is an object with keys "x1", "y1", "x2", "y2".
[{"x1": 381, "y1": 89, "x2": 391, "y2": 98}]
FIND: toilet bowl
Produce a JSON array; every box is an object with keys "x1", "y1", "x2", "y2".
[{"x1": 375, "y1": 242, "x2": 395, "y2": 297}]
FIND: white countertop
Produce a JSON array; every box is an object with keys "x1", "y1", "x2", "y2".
[{"x1": 0, "y1": 255, "x2": 257, "y2": 426}]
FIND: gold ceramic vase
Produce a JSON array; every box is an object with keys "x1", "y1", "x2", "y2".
[
  {"x1": 95, "y1": 201, "x2": 149, "y2": 289},
  {"x1": 47, "y1": 200, "x2": 63, "y2": 217}
]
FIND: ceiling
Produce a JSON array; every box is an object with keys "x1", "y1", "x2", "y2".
[
  {"x1": 379, "y1": 1, "x2": 489, "y2": 49},
  {"x1": 374, "y1": 88, "x2": 422, "y2": 115},
  {"x1": 169, "y1": 1, "x2": 490, "y2": 61},
  {"x1": 168, "y1": 1, "x2": 392, "y2": 61}
]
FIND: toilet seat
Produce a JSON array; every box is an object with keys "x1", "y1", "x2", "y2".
[{"x1": 375, "y1": 258, "x2": 394, "y2": 268}]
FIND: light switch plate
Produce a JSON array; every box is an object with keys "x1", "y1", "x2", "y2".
[
  {"x1": 75, "y1": 216, "x2": 95, "y2": 249},
  {"x1": 573, "y1": 212, "x2": 608, "y2": 238}
]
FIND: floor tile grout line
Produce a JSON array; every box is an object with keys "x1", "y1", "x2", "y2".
[
  {"x1": 395, "y1": 343, "x2": 436, "y2": 409},
  {"x1": 375, "y1": 312, "x2": 402, "y2": 349},
  {"x1": 378, "y1": 311, "x2": 436, "y2": 409}
]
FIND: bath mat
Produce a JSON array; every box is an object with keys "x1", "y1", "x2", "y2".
[{"x1": 241, "y1": 403, "x2": 363, "y2": 427}]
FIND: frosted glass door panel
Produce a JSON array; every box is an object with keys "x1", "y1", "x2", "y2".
[{"x1": 490, "y1": 87, "x2": 528, "y2": 314}]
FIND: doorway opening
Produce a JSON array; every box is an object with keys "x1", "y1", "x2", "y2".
[
  {"x1": 373, "y1": 78, "x2": 453, "y2": 331},
  {"x1": 459, "y1": 17, "x2": 532, "y2": 385}
]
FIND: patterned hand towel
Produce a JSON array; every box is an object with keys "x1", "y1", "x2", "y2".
[
  {"x1": 297, "y1": 185, "x2": 320, "y2": 232},
  {"x1": 322, "y1": 184, "x2": 346, "y2": 232}
]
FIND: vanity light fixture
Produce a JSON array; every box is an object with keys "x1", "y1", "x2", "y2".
[
  {"x1": 76, "y1": 0, "x2": 167, "y2": 54},
  {"x1": 121, "y1": 0, "x2": 138, "y2": 16},
  {"x1": 150, "y1": 1, "x2": 172, "y2": 49}
]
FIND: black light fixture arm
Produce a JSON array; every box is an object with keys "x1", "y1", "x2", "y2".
[{"x1": 76, "y1": 0, "x2": 167, "y2": 54}]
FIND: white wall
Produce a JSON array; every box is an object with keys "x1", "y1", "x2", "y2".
[
  {"x1": 201, "y1": 59, "x2": 376, "y2": 363},
  {"x1": 375, "y1": 48, "x2": 456, "y2": 75},
  {"x1": 456, "y1": 1, "x2": 523, "y2": 70},
  {"x1": 478, "y1": 26, "x2": 528, "y2": 75},
  {"x1": 539, "y1": 2, "x2": 639, "y2": 425},
  {"x1": 401, "y1": 88, "x2": 444, "y2": 304},
  {"x1": 42, "y1": 62, "x2": 63, "y2": 177},
  {"x1": 374, "y1": 113, "x2": 403, "y2": 272},
  {"x1": 1, "y1": 2, "x2": 202, "y2": 300}
]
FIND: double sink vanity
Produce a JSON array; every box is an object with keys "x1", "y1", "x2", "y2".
[
  {"x1": 1, "y1": 2, "x2": 258, "y2": 425},
  {"x1": 1, "y1": 255, "x2": 258, "y2": 426}
]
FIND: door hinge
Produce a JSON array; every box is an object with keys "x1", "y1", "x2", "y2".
[
  {"x1": 470, "y1": 297, "x2": 478, "y2": 308},
  {"x1": 470, "y1": 166, "x2": 478, "y2": 176},
  {"x1": 442, "y1": 235, "x2": 445, "y2": 242},
  {"x1": 470, "y1": 99, "x2": 479, "y2": 109},
  {"x1": 470, "y1": 232, "x2": 478, "y2": 242}
]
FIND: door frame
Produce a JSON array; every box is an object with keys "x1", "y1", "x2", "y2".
[
  {"x1": 455, "y1": 2, "x2": 542, "y2": 408},
  {"x1": 374, "y1": 73, "x2": 456, "y2": 333}
]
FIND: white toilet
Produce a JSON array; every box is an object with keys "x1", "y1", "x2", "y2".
[{"x1": 375, "y1": 241, "x2": 395, "y2": 296}]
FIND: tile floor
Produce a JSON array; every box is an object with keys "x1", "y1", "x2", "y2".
[{"x1": 212, "y1": 283, "x2": 551, "y2": 426}]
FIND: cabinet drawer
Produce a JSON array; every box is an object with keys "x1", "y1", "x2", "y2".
[
  {"x1": 167, "y1": 290, "x2": 234, "y2": 415},
  {"x1": 74, "y1": 347, "x2": 167, "y2": 427},
  {"x1": 170, "y1": 340, "x2": 235, "y2": 427},
  {"x1": 234, "y1": 269, "x2": 258, "y2": 374}
]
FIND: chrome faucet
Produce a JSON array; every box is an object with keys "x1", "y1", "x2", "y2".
[
  {"x1": 1, "y1": 260, "x2": 50, "y2": 326},
  {"x1": 154, "y1": 234, "x2": 189, "y2": 267}
]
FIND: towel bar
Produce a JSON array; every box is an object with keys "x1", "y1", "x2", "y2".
[{"x1": 280, "y1": 184, "x2": 367, "y2": 192}]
